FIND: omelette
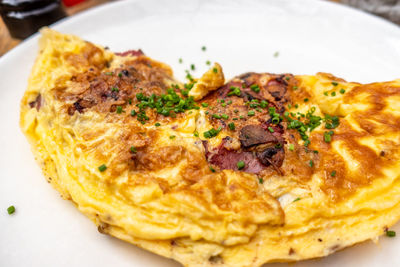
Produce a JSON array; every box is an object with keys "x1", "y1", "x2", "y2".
[{"x1": 20, "y1": 29, "x2": 400, "y2": 267}]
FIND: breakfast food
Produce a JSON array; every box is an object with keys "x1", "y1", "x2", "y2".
[{"x1": 20, "y1": 29, "x2": 400, "y2": 267}]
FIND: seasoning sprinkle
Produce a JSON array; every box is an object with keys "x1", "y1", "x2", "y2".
[
  {"x1": 288, "y1": 144, "x2": 295, "y2": 151},
  {"x1": 203, "y1": 127, "x2": 222, "y2": 139},
  {"x1": 324, "y1": 131, "x2": 334, "y2": 143},
  {"x1": 7, "y1": 205, "x2": 15, "y2": 215},
  {"x1": 116, "y1": 106, "x2": 123, "y2": 114},
  {"x1": 250, "y1": 84, "x2": 260, "y2": 93},
  {"x1": 237, "y1": 161, "x2": 245, "y2": 170},
  {"x1": 98, "y1": 164, "x2": 107, "y2": 172},
  {"x1": 212, "y1": 114, "x2": 221, "y2": 119},
  {"x1": 386, "y1": 230, "x2": 396, "y2": 237}
]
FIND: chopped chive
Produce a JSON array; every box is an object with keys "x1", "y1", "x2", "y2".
[
  {"x1": 130, "y1": 146, "x2": 137, "y2": 153},
  {"x1": 293, "y1": 86, "x2": 298, "y2": 90},
  {"x1": 104, "y1": 72, "x2": 113, "y2": 75},
  {"x1": 304, "y1": 98, "x2": 309, "y2": 102},
  {"x1": 268, "y1": 127, "x2": 274, "y2": 133},
  {"x1": 258, "y1": 178, "x2": 264, "y2": 184},
  {"x1": 193, "y1": 131, "x2": 199, "y2": 137},
  {"x1": 386, "y1": 230, "x2": 396, "y2": 237},
  {"x1": 209, "y1": 166, "x2": 216, "y2": 172},
  {"x1": 260, "y1": 100, "x2": 268, "y2": 108},
  {"x1": 309, "y1": 160, "x2": 314, "y2": 167},
  {"x1": 331, "y1": 92, "x2": 336, "y2": 96},
  {"x1": 118, "y1": 72, "x2": 123, "y2": 78},
  {"x1": 331, "y1": 170, "x2": 336, "y2": 177},
  {"x1": 324, "y1": 91, "x2": 329, "y2": 96},
  {"x1": 212, "y1": 114, "x2": 221, "y2": 119},
  {"x1": 250, "y1": 84, "x2": 260, "y2": 93},
  {"x1": 201, "y1": 103, "x2": 209, "y2": 107},
  {"x1": 324, "y1": 131, "x2": 333, "y2": 143},
  {"x1": 169, "y1": 135, "x2": 176, "y2": 139},
  {"x1": 191, "y1": 64, "x2": 195, "y2": 71},
  {"x1": 285, "y1": 76, "x2": 290, "y2": 81},
  {"x1": 203, "y1": 127, "x2": 221, "y2": 138},
  {"x1": 116, "y1": 106, "x2": 123, "y2": 114},
  {"x1": 111, "y1": 87, "x2": 119, "y2": 92},
  {"x1": 7, "y1": 205, "x2": 15, "y2": 215},
  {"x1": 201, "y1": 46, "x2": 207, "y2": 51},
  {"x1": 155, "y1": 122, "x2": 161, "y2": 127},
  {"x1": 248, "y1": 110, "x2": 255, "y2": 116},
  {"x1": 221, "y1": 114, "x2": 229, "y2": 120},
  {"x1": 293, "y1": 197, "x2": 301, "y2": 202},
  {"x1": 130, "y1": 110, "x2": 137, "y2": 116},
  {"x1": 273, "y1": 51, "x2": 279, "y2": 57},
  {"x1": 98, "y1": 164, "x2": 107, "y2": 172},
  {"x1": 340, "y1": 88, "x2": 346, "y2": 94},
  {"x1": 295, "y1": 104, "x2": 299, "y2": 108},
  {"x1": 213, "y1": 68, "x2": 218, "y2": 73},
  {"x1": 288, "y1": 144, "x2": 295, "y2": 151},
  {"x1": 237, "y1": 161, "x2": 245, "y2": 170},
  {"x1": 206, "y1": 60, "x2": 211, "y2": 65},
  {"x1": 332, "y1": 81, "x2": 338, "y2": 86},
  {"x1": 239, "y1": 115, "x2": 244, "y2": 119},
  {"x1": 228, "y1": 122, "x2": 235, "y2": 130},
  {"x1": 179, "y1": 58, "x2": 183, "y2": 63}
]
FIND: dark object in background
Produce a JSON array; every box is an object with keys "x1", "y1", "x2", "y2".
[
  {"x1": 62, "y1": 0, "x2": 85, "y2": 7},
  {"x1": 343, "y1": 0, "x2": 400, "y2": 25},
  {"x1": 0, "y1": 0, "x2": 66, "y2": 39}
]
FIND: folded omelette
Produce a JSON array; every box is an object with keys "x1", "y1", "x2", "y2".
[{"x1": 20, "y1": 29, "x2": 400, "y2": 267}]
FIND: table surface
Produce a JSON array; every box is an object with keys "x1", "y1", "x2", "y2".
[{"x1": 0, "y1": 0, "x2": 111, "y2": 57}]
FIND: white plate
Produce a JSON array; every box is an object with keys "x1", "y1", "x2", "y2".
[{"x1": 1, "y1": 0, "x2": 400, "y2": 266}]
